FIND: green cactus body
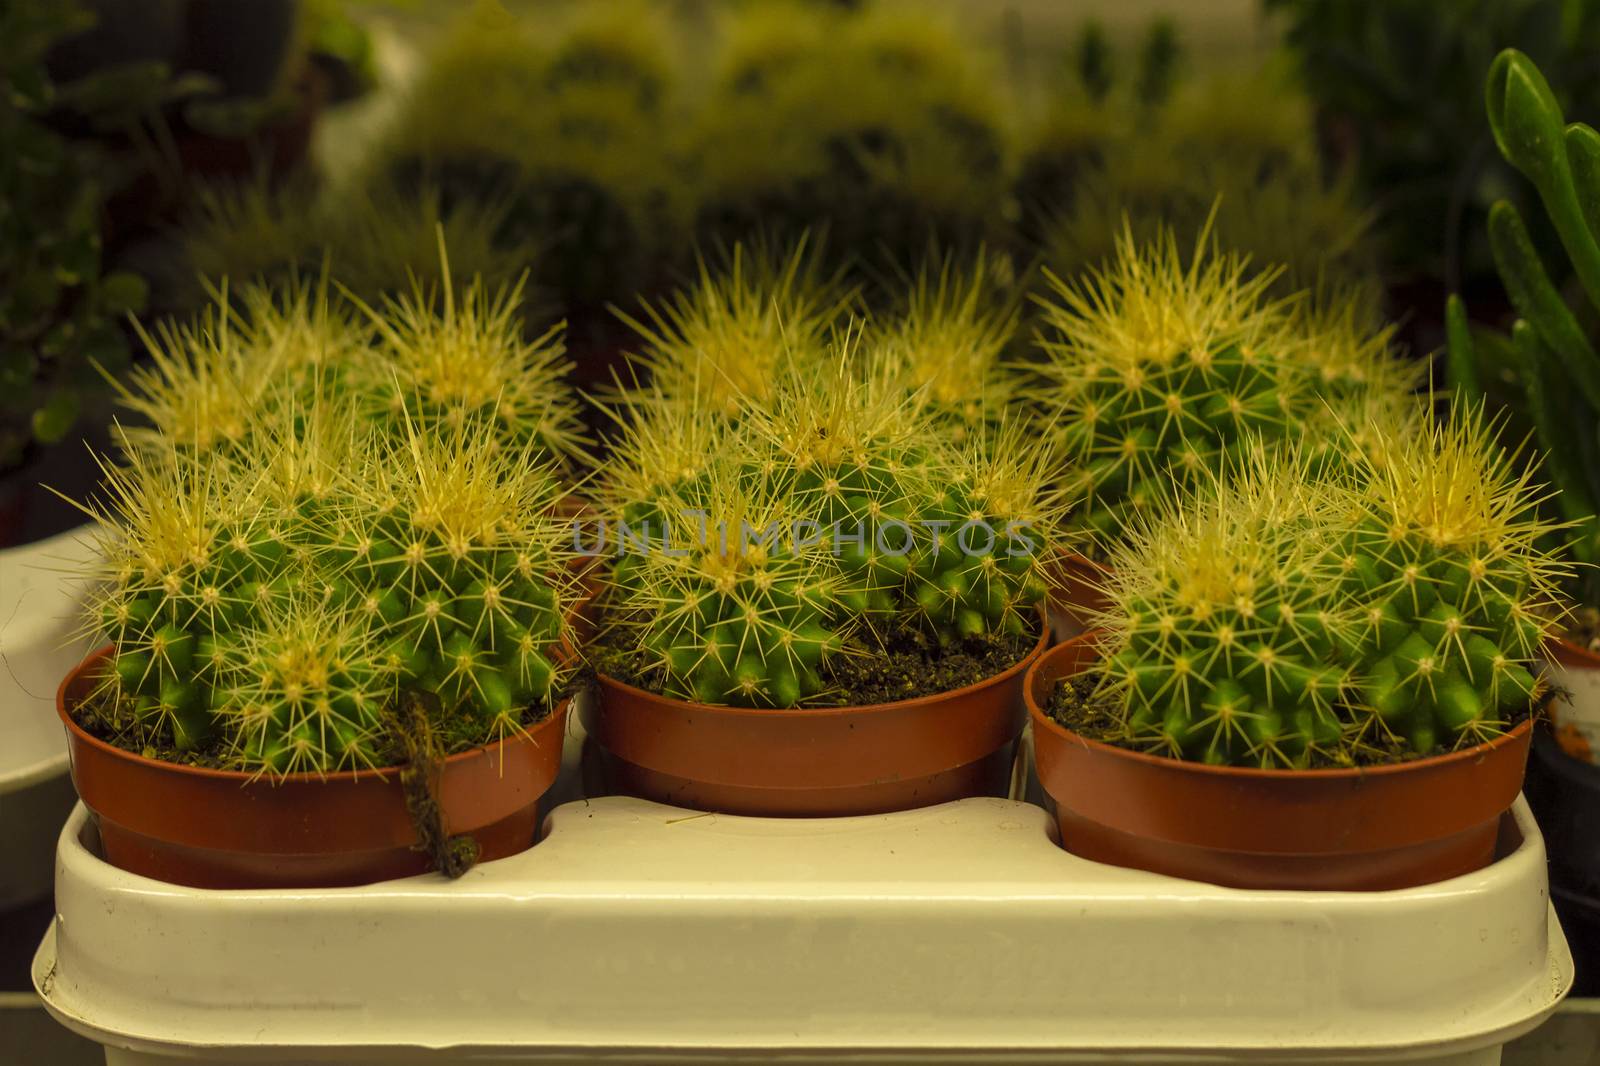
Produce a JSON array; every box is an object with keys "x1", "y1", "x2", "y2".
[
  {"x1": 1100, "y1": 455, "x2": 1352, "y2": 768},
  {"x1": 327, "y1": 420, "x2": 576, "y2": 730},
  {"x1": 1036, "y1": 226, "x2": 1304, "y2": 540},
  {"x1": 1096, "y1": 408, "x2": 1566, "y2": 768},
  {"x1": 1338, "y1": 412, "x2": 1559, "y2": 752},
  {"x1": 607, "y1": 462, "x2": 845, "y2": 709}
]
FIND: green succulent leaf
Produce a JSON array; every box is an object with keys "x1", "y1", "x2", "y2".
[{"x1": 1487, "y1": 199, "x2": 1600, "y2": 410}]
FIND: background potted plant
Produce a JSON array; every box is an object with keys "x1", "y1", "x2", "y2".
[
  {"x1": 1266, "y1": 0, "x2": 1600, "y2": 354},
  {"x1": 688, "y1": 3, "x2": 1010, "y2": 290},
  {"x1": 376, "y1": 1, "x2": 682, "y2": 399},
  {"x1": 1447, "y1": 47, "x2": 1600, "y2": 991},
  {"x1": 1027, "y1": 403, "x2": 1562, "y2": 890}
]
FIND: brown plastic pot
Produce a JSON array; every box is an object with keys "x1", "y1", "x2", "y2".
[
  {"x1": 57, "y1": 647, "x2": 569, "y2": 890},
  {"x1": 1551, "y1": 634, "x2": 1600, "y2": 671},
  {"x1": 1545, "y1": 635, "x2": 1600, "y2": 763},
  {"x1": 584, "y1": 608, "x2": 1049, "y2": 817},
  {"x1": 1046, "y1": 551, "x2": 1111, "y2": 642},
  {"x1": 1026, "y1": 634, "x2": 1534, "y2": 890}
]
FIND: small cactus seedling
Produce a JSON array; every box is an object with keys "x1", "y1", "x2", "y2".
[
  {"x1": 1097, "y1": 450, "x2": 1354, "y2": 767},
  {"x1": 603, "y1": 457, "x2": 846, "y2": 708},
  {"x1": 212, "y1": 590, "x2": 400, "y2": 775},
  {"x1": 322, "y1": 417, "x2": 579, "y2": 740}
]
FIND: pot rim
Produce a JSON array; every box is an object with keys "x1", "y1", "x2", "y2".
[
  {"x1": 1027, "y1": 633, "x2": 1536, "y2": 782},
  {"x1": 1551, "y1": 633, "x2": 1600, "y2": 669},
  {"x1": 594, "y1": 603, "x2": 1049, "y2": 719},
  {"x1": 58, "y1": 645, "x2": 569, "y2": 787}
]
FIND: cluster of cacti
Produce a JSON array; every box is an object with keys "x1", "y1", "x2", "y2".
[
  {"x1": 600, "y1": 326, "x2": 1063, "y2": 708},
  {"x1": 1449, "y1": 49, "x2": 1600, "y2": 607},
  {"x1": 1094, "y1": 407, "x2": 1564, "y2": 767},
  {"x1": 88, "y1": 399, "x2": 579, "y2": 776},
  {"x1": 83, "y1": 246, "x2": 585, "y2": 776},
  {"x1": 1032, "y1": 222, "x2": 1417, "y2": 541}
]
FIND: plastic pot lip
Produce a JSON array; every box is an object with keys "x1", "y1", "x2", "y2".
[
  {"x1": 1051, "y1": 548, "x2": 1111, "y2": 575},
  {"x1": 594, "y1": 603, "x2": 1050, "y2": 720},
  {"x1": 1550, "y1": 634, "x2": 1600, "y2": 669},
  {"x1": 1027, "y1": 632, "x2": 1537, "y2": 783},
  {"x1": 57, "y1": 645, "x2": 569, "y2": 787}
]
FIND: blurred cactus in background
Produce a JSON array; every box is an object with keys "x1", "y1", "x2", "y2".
[
  {"x1": 690, "y1": 3, "x2": 1010, "y2": 282},
  {"x1": 380, "y1": 1, "x2": 683, "y2": 351}
]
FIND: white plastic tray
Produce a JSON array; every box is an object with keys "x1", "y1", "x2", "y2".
[
  {"x1": 0, "y1": 524, "x2": 97, "y2": 908},
  {"x1": 30, "y1": 702, "x2": 1572, "y2": 1066}
]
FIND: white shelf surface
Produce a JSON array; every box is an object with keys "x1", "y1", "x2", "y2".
[
  {"x1": 31, "y1": 769, "x2": 1571, "y2": 1064},
  {"x1": 0, "y1": 524, "x2": 97, "y2": 907}
]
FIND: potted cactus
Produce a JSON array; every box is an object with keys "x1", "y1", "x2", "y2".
[
  {"x1": 586, "y1": 286, "x2": 1063, "y2": 814},
  {"x1": 1030, "y1": 223, "x2": 1420, "y2": 635},
  {"x1": 55, "y1": 267, "x2": 587, "y2": 890},
  {"x1": 1025, "y1": 404, "x2": 1564, "y2": 890}
]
